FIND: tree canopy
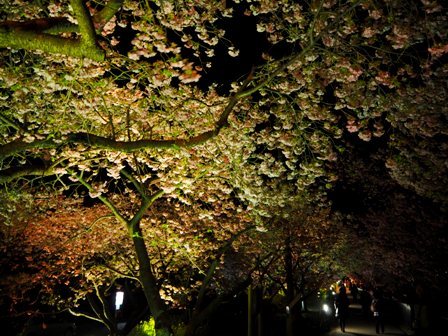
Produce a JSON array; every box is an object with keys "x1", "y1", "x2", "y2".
[{"x1": 0, "y1": 0, "x2": 447, "y2": 335}]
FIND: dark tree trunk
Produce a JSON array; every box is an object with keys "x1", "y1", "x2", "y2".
[
  {"x1": 284, "y1": 236, "x2": 294, "y2": 336},
  {"x1": 132, "y1": 224, "x2": 171, "y2": 334}
]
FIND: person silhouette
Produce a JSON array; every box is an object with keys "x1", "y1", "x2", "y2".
[
  {"x1": 371, "y1": 289, "x2": 385, "y2": 334},
  {"x1": 335, "y1": 286, "x2": 350, "y2": 332}
]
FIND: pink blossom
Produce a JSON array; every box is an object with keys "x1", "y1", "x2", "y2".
[
  {"x1": 369, "y1": 9, "x2": 382, "y2": 20},
  {"x1": 362, "y1": 27, "x2": 376, "y2": 38},
  {"x1": 428, "y1": 44, "x2": 448, "y2": 58},
  {"x1": 346, "y1": 120, "x2": 360, "y2": 133},
  {"x1": 358, "y1": 130, "x2": 372, "y2": 141}
]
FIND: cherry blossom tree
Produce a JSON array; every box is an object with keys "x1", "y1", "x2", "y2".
[
  {"x1": 0, "y1": 194, "x2": 131, "y2": 334},
  {"x1": 0, "y1": 186, "x2": 260, "y2": 335},
  {"x1": 251, "y1": 204, "x2": 343, "y2": 336},
  {"x1": 331, "y1": 141, "x2": 448, "y2": 294},
  {"x1": 1, "y1": 0, "x2": 447, "y2": 335}
]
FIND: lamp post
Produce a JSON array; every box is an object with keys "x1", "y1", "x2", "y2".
[
  {"x1": 115, "y1": 290, "x2": 124, "y2": 311},
  {"x1": 115, "y1": 290, "x2": 124, "y2": 333}
]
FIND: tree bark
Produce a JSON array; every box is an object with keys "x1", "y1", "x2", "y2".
[
  {"x1": 0, "y1": 0, "x2": 105, "y2": 61},
  {"x1": 0, "y1": 28, "x2": 104, "y2": 60},
  {"x1": 248, "y1": 284, "x2": 253, "y2": 336},
  {"x1": 131, "y1": 224, "x2": 171, "y2": 335},
  {"x1": 285, "y1": 236, "x2": 294, "y2": 336}
]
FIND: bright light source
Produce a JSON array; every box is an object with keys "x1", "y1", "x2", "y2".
[
  {"x1": 115, "y1": 291, "x2": 124, "y2": 310},
  {"x1": 322, "y1": 303, "x2": 330, "y2": 314},
  {"x1": 285, "y1": 306, "x2": 290, "y2": 314}
]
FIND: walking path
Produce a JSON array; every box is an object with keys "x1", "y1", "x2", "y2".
[{"x1": 322, "y1": 303, "x2": 410, "y2": 336}]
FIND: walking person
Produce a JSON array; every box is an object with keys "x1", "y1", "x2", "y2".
[
  {"x1": 371, "y1": 289, "x2": 385, "y2": 334},
  {"x1": 335, "y1": 286, "x2": 350, "y2": 332}
]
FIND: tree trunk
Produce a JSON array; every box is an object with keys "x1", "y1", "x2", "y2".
[
  {"x1": 284, "y1": 236, "x2": 294, "y2": 336},
  {"x1": 248, "y1": 284, "x2": 253, "y2": 336},
  {"x1": 132, "y1": 224, "x2": 171, "y2": 335}
]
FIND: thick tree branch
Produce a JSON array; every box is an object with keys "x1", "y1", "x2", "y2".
[
  {"x1": 1, "y1": 0, "x2": 124, "y2": 35},
  {"x1": 0, "y1": 71, "x2": 253, "y2": 160},
  {"x1": 0, "y1": 138, "x2": 54, "y2": 158},
  {"x1": 0, "y1": 28, "x2": 104, "y2": 60},
  {"x1": 0, "y1": 131, "x2": 221, "y2": 158},
  {"x1": 0, "y1": 0, "x2": 109, "y2": 61},
  {"x1": 0, "y1": 162, "x2": 55, "y2": 183},
  {"x1": 2, "y1": 18, "x2": 74, "y2": 33},
  {"x1": 94, "y1": 0, "x2": 124, "y2": 29},
  {"x1": 70, "y1": 0, "x2": 96, "y2": 47}
]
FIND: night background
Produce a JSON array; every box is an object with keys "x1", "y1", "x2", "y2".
[{"x1": 0, "y1": 0, "x2": 447, "y2": 335}]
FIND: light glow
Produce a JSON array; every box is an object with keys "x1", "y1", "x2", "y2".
[{"x1": 115, "y1": 291, "x2": 124, "y2": 310}]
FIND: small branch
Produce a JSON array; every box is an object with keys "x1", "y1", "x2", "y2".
[
  {"x1": 120, "y1": 168, "x2": 149, "y2": 200},
  {"x1": 126, "y1": 107, "x2": 132, "y2": 141},
  {"x1": 216, "y1": 68, "x2": 254, "y2": 128},
  {"x1": 93, "y1": 279, "x2": 117, "y2": 329},
  {"x1": 236, "y1": 0, "x2": 360, "y2": 100},
  {"x1": 91, "y1": 280, "x2": 109, "y2": 323},
  {"x1": 57, "y1": 214, "x2": 116, "y2": 247},
  {"x1": 0, "y1": 112, "x2": 23, "y2": 131},
  {"x1": 187, "y1": 266, "x2": 256, "y2": 336},
  {"x1": 69, "y1": 169, "x2": 128, "y2": 226},
  {"x1": 100, "y1": 263, "x2": 140, "y2": 282},
  {"x1": 119, "y1": 255, "x2": 138, "y2": 278},
  {"x1": 68, "y1": 308, "x2": 104, "y2": 324},
  {"x1": 238, "y1": 44, "x2": 314, "y2": 98},
  {"x1": 94, "y1": 0, "x2": 124, "y2": 29},
  {"x1": 194, "y1": 258, "x2": 219, "y2": 311},
  {"x1": 86, "y1": 292, "x2": 104, "y2": 321},
  {"x1": 100, "y1": 95, "x2": 116, "y2": 140}
]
